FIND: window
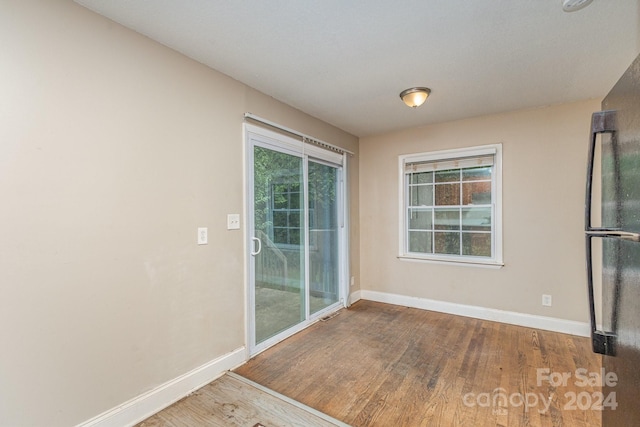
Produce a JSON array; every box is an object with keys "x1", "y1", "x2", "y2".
[
  {"x1": 399, "y1": 144, "x2": 503, "y2": 266},
  {"x1": 270, "y1": 180, "x2": 302, "y2": 246}
]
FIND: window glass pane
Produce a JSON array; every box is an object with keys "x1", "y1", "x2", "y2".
[
  {"x1": 253, "y1": 146, "x2": 305, "y2": 345},
  {"x1": 409, "y1": 231, "x2": 432, "y2": 253},
  {"x1": 410, "y1": 185, "x2": 433, "y2": 206},
  {"x1": 289, "y1": 228, "x2": 301, "y2": 245},
  {"x1": 462, "y1": 207, "x2": 491, "y2": 231},
  {"x1": 410, "y1": 172, "x2": 433, "y2": 184},
  {"x1": 308, "y1": 160, "x2": 339, "y2": 315},
  {"x1": 273, "y1": 183, "x2": 287, "y2": 193},
  {"x1": 434, "y1": 208, "x2": 460, "y2": 230},
  {"x1": 435, "y1": 169, "x2": 460, "y2": 183},
  {"x1": 462, "y1": 166, "x2": 492, "y2": 181},
  {"x1": 434, "y1": 232, "x2": 460, "y2": 255},
  {"x1": 289, "y1": 192, "x2": 301, "y2": 209},
  {"x1": 273, "y1": 211, "x2": 288, "y2": 227},
  {"x1": 409, "y1": 209, "x2": 433, "y2": 230},
  {"x1": 462, "y1": 181, "x2": 491, "y2": 205},
  {"x1": 288, "y1": 211, "x2": 300, "y2": 227},
  {"x1": 274, "y1": 194, "x2": 288, "y2": 209},
  {"x1": 462, "y1": 232, "x2": 491, "y2": 257},
  {"x1": 435, "y1": 183, "x2": 460, "y2": 205},
  {"x1": 274, "y1": 227, "x2": 287, "y2": 243}
]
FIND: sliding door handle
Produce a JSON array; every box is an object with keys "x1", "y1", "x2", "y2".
[
  {"x1": 251, "y1": 237, "x2": 262, "y2": 256},
  {"x1": 585, "y1": 110, "x2": 616, "y2": 230}
]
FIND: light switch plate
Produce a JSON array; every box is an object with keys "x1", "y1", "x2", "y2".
[
  {"x1": 197, "y1": 227, "x2": 208, "y2": 245},
  {"x1": 227, "y1": 214, "x2": 240, "y2": 230}
]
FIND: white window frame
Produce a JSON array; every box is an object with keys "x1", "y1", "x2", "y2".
[{"x1": 398, "y1": 144, "x2": 503, "y2": 267}]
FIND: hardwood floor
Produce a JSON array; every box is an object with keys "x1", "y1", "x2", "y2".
[
  {"x1": 136, "y1": 372, "x2": 348, "y2": 426},
  {"x1": 235, "y1": 300, "x2": 602, "y2": 427}
]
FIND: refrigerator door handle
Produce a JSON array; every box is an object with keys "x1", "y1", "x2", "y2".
[
  {"x1": 587, "y1": 229, "x2": 640, "y2": 242},
  {"x1": 585, "y1": 234, "x2": 617, "y2": 356},
  {"x1": 585, "y1": 110, "x2": 619, "y2": 356},
  {"x1": 585, "y1": 110, "x2": 617, "y2": 230}
]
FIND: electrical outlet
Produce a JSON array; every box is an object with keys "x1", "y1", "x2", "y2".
[
  {"x1": 542, "y1": 294, "x2": 552, "y2": 307},
  {"x1": 350, "y1": 276, "x2": 355, "y2": 287},
  {"x1": 197, "y1": 227, "x2": 208, "y2": 245}
]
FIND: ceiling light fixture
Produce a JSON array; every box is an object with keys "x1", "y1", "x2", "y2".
[
  {"x1": 562, "y1": 0, "x2": 594, "y2": 12},
  {"x1": 400, "y1": 87, "x2": 431, "y2": 108}
]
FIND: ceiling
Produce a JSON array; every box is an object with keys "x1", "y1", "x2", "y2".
[{"x1": 74, "y1": 0, "x2": 640, "y2": 137}]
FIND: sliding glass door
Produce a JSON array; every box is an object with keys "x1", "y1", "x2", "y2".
[
  {"x1": 308, "y1": 160, "x2": 340, "y2": 314},
  {"x1": 247, "y1": 125, "x2": 345, "y2": 354},
  {"x1": 252, "y1": 146, "x2": 305, "y2": 344}
]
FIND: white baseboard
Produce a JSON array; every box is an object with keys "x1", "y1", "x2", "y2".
[
  {"x1": 360, "y1": 290, "x2": 590, "y2": 337},
  {"x1": 349, "y1": 289, "x2": 362, "y2": 305},
  {"x1": 76, "y1": 347, "x2": 246, "y2": 427}
]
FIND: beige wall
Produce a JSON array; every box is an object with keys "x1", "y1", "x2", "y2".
[
  {"x1": 0, "y1": 1, "x2": 358, "y2": 426},
  {"x1": 359, "y1": 100, "x2": 599, "y2": 322},
  {"x1": 0, "y1": 1, "x2": 600, "y2": 425}
]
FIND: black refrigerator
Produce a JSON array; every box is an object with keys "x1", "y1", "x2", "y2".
[{"x1": 586, "y1": 53, "x2": 640, "y2": 426}]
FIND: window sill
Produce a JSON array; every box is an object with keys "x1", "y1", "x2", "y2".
[{"x1": 398, "y1": 254, "x2": 504, "y2": 269}]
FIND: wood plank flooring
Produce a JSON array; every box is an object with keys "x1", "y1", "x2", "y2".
[
  {"x1": 235, "y1": 300, "x2": 602, "y2": 427},
  {"x1": 136, "y1": 372, "x2": 348, "y2": 427}
]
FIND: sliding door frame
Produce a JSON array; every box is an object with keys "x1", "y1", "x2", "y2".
[{"x1": 244, "y1": 123, "x2": 349, "y2": 357}]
